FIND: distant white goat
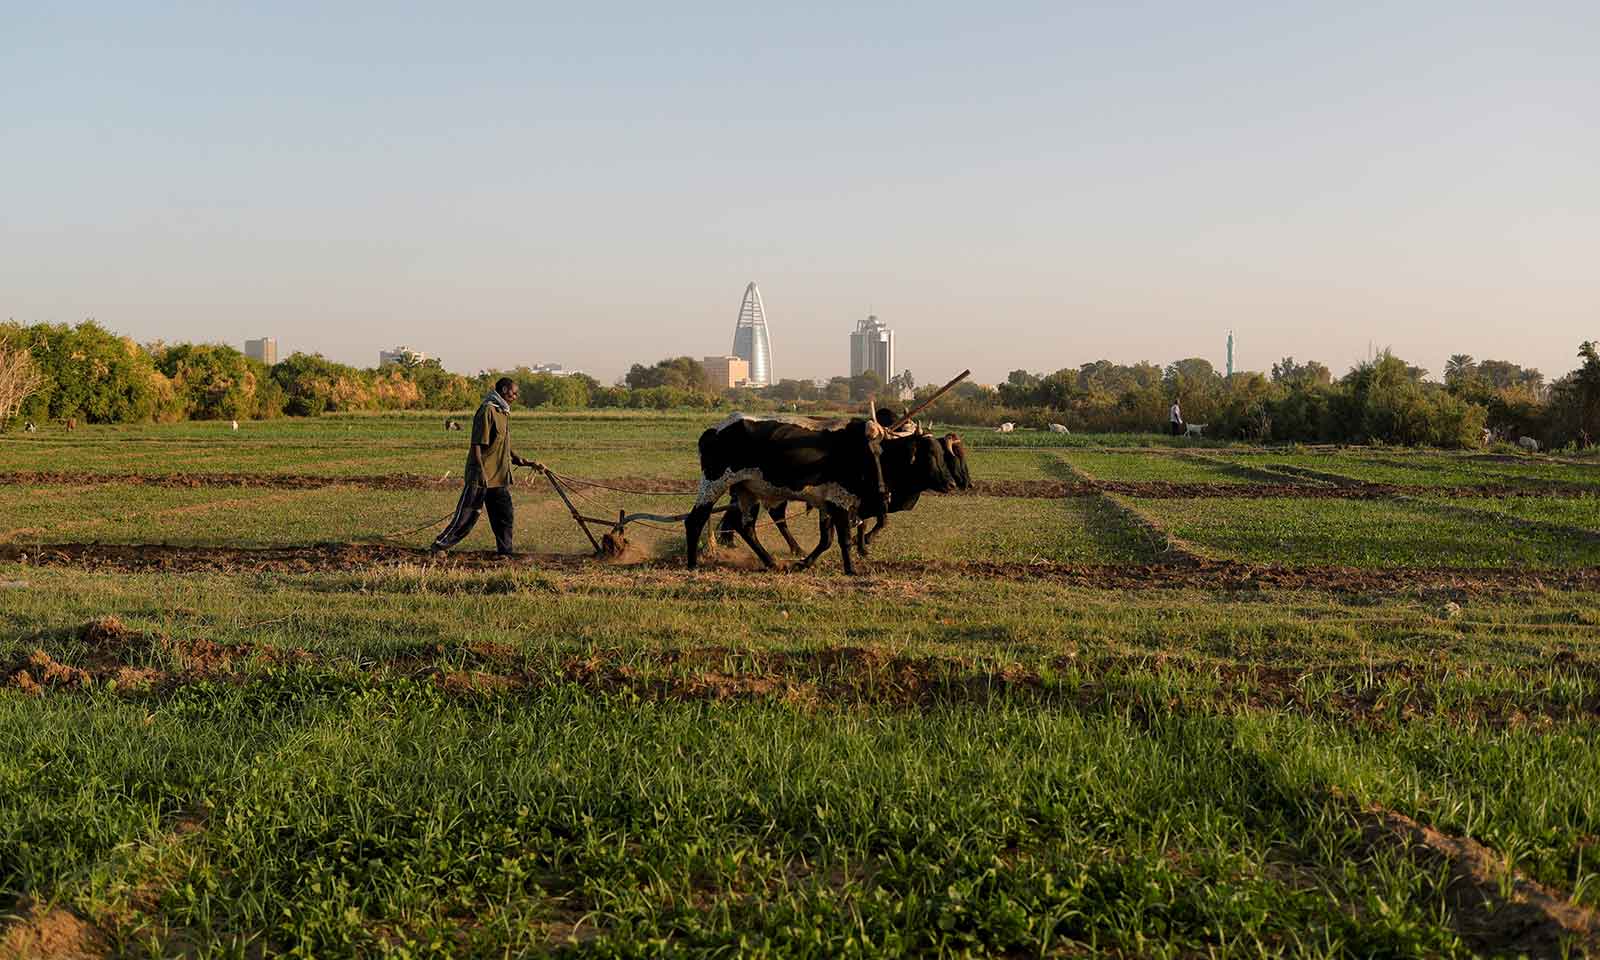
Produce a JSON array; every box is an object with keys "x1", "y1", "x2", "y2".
[
  {"x1": 1518, "y1": 436, "x2": 1539, "y2": 453},
  {"x1": 1185, "y1": 423, "x2": 1207, "y2": 438},
  {"x1": 230, "y1": 420, "x2": 238, "y2": 431},
  {"x1": 995, "y1": 422, "x2": 1015, "y2": 433},
  {"x1": 1048, "y1": 423, "x2": 1070, "y2": 434}
]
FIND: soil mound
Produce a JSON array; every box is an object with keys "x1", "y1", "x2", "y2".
[{"x1": 0, "y1": 900, "x2": 109, "y2": 959}]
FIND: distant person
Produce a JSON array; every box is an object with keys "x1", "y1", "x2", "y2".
[
  {"x1": 432, "y1": 377, "x2": 543, "y2": 558},
  {"x1": 1169, "y1": 401, "x2": 1183, "y2": 437}
]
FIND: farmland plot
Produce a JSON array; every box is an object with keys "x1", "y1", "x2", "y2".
[
  {"x1": 4, "y1": 415, "x2": 1600, "y2": 958},
  {"x1": 1138, "y1": 496, "x2": 1600, "y2": 568}
]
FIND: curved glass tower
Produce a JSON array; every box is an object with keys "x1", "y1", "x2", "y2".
[{"x1": 730, "y1": 281, "x2": 773, "y2": 387}]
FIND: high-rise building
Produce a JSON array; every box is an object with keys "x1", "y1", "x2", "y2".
[
  {"x1": 849, "y1": 315, "x2": 894, "y2": 383},
  {"x1": 702, "y1": 355, "x2": 750, "y2": 389},
  {"x1": 730, "y1": 282, "x2": 773, "y2": 387},
  {"x1": 244, "y1": 337, "x2": 277, "y2": 366},
  {"x1": 379, "y1": 346, "x2": 429, "y2": 367},
  {"x1": 1226, "y1": 331, "x2": 1235, "y2": 377}
]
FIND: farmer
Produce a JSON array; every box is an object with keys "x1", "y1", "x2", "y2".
[
  {"x1": 432, "y1": 377, "x2": 543, "y2": 558},
  {"x1": 1169, "y1": 400, "x2": 1184, "y2": 437}
]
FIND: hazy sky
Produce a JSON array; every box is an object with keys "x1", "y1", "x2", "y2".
[{"x1": 4, "y1": 2, "x2": 1595, "y2": 385}]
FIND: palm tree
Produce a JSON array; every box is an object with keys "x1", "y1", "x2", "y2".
[{"x1": 1444, "y1": 354, "x2": 1476, "y2": 386}]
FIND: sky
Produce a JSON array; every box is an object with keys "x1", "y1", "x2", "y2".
[{"x1": 3, "y1": 1, "x2": 1596, "y2": 386}]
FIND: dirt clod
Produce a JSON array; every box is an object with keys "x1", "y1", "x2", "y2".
[
  {"x1": 78, "y1": 616, "x2": 131, "y2": 647},
  {"x1": 0, "y1": 900, "x2": 109, "y2": 960}
]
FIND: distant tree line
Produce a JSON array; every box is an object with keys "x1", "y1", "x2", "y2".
[
  {"x1": 909, "y1": 345, "x2": 1600, "y2": 449},
  {"x1": 0, "y1": 323, "x2": 736, "y2": 426},
  {"x1": 4, "y1": 321, "x2": 1597, "y2": 450}
]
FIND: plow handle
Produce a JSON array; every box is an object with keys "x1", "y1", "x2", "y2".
[{"x1": 889, "y1": 369, "x2": 971, "y2": 432}]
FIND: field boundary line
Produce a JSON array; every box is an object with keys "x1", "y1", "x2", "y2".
[
  {"x1": 4, "y1": 470, "x2": 1596, "y2": 503},
  {"x1": 1341, "y1": 796, "x2": 1600, "y2": 956},
  {"x1": 1087, "y1": 493, "x2": 1206, "y2": 565},
  {"x1": 1173, "y1": 451, "x2": 1303, "y2": 485},
  {"x1": 1393, "y1": 495, "x2": 1600, "y2": 548},
  {"x1": 12, "y1": 541, "x2": 1600, "y2": 594}
]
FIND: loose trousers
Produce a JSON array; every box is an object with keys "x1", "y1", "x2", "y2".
[{"x1": 432, "y1": 482, "x2": 515, "y2": 554}]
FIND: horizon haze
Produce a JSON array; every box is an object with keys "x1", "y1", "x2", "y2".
[{"x1": 4, "y1": 2, "x2": 1595, "y2": 385}]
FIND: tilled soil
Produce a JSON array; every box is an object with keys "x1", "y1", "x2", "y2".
[
  {"x1": 4, "y1": 470, "x2": 1595, "y2": 500},
  {"x1": 6, "y1": 541, "x2": 1600, "y2": 595},
  {"x1": 9, "y1": 623, "x2": 1597, "y2": 727}
]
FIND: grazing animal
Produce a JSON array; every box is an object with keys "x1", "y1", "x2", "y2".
[
  {"x1": 1185, "y1": 423, "x2": 1207, "y2": 438},
  {"x1": 1048, "y1": 423, "x2": 1070, "y2": 434},
  {"x1": 686, "y1": 417, "x2": 888, "y2": 575},
  {"x1": 444, "y1": 418, "x2": 462, "y2": 431},
  {"x1": 23, "y1": 421, "x2": 36, "y2": 433},
  {"x1": 995, "y1": 422, "x2": 1015, "y2": 433},
  {"x1": 64, "y1": 418, "x2": 76, "y2": 432},
  {"x1": 230, "y1": 419, "x2": 239, "y2": 431},
  {"x1": 1518, "y1": 436, "x2": 1540, "y2": 453},
  {"x1": 723, "y1": 432, "x2": 971, "y2": 562}
]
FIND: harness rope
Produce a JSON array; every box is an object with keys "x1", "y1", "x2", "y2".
[{"x1": 373, "y1": 458, "x2": 831, "y2": 553}]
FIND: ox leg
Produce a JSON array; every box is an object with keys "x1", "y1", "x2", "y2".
[
  {"x1": 829, "y1": 504, "x2": 858, "y2": 575},
  {"x1": 769, "y1": 502, "x2": 804, "y2": 556},
  {"x1": 716, "y1": 502, "x2": 747, "y2": 547},
  {"x1": 685, "y1": 502, "x2": 715, "y2": 569},
  {"x1": 734, "y1": 508, "x2": 780, "y2": 569},
  {"x1": 795, "y1": 511, "x2": 835, "y2": 571},
  {"x1": 858, "y1": 516, "x2": 887, "y2": 556}
]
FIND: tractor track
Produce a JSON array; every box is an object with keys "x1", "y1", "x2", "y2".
[
  {"x1": 2, "y1": 470, "x2": 1594, "y2": 501},
  {"x1": 5, "y1": 541, "x2": 1600, "y2": 595}
]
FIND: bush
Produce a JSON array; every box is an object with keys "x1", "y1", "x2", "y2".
[
  {"x1": 152, "y1": 343, "x2": 270, "y2": 420},
  {"x1": 6, "y1": 321, "x2": 164, "y2": 423}
]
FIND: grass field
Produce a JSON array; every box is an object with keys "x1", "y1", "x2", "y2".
[{"x1": 3, "y1": 414, "x2": 1599, "y2": 958}]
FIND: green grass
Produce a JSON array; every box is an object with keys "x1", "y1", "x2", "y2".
[
  {"x1": 1418, "y1": 494, "x2": 1600, "y2": 535},
  {"x1": 1206, "y1": 451, "x2": 1496, "y2": 487},
  {"x1": 1137, "y1": 496, "x2": 1600, "y2": 568},
  {"x1": 7, "y1": 416, "x2": 1600, "y2": 956},
  {"x1": 4, "y1": 566, "x2": 1600, "y2": 955},
  {"x1": 1059, "y1": 451, "x2": 1255, "y2": 484}
]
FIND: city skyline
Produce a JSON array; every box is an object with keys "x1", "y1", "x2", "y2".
[{"x1": 5, "y1": 4, "x2": 1594, "y2": 385}]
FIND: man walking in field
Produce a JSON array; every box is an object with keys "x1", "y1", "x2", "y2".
[
  {"x1": 432, "y1": 377, "x2": 542, "y2": 558},
  {"x1": 1169, "y1": 400, "x2": 1184, "y2": 437}
]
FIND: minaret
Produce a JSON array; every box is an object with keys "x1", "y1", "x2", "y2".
[{"x1": 1226, "y1": 331, "x2": 1235, "y2": 378}]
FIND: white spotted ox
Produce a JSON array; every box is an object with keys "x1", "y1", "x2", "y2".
[
  {"x1": 720, "y1": 429, "x2": 971, "y2": 566},
  {"x1": 686, "y1": 416, "x2": 888, "y2": 574}
]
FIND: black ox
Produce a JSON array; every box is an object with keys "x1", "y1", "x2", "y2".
[
  {"x1": 718, "y1": 429, "x2": 970, "y2": 566},
  {"x1": 685, "y1": 417, "x2": 888, "y2": 575}
]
